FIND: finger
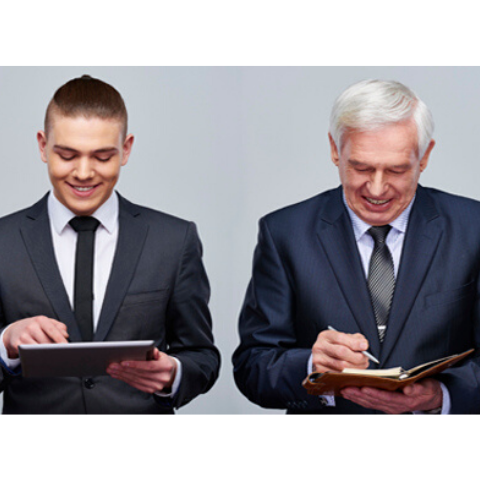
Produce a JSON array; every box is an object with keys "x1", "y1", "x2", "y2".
[
  {"x1": 110, "y1": 367, "x2": 172, "y2": 385},
  {"x1": 322, "y1": 341, "x2": 369, "y2": 367},
  {"x1": 314, "y1": 332, "x2": 369, "y2": 368},
  {"x1": 346, "y1": 333, "x2": 369, "y2": 353},
  {"x1": 341, "y1": 387, "x2": 408, "y2": 413},
  {"x1": 343, "y1": 394, "x2": 399, "y2": 414},
  {"x1": 25, "y1": 317, "x2": 69, "y2": 344},
  {"x1": 402, "y1": 384, "x2": 416, "y2": 396},
  {"x1": 108, "y1": 367, "x2": 169, "y2": 393},
  {"x1": 41, "y1": 321, "x2": 69, "y2": 343},
  {"x1": 327, "y1": 331, "x2": 368, "y2": 352},
  {"x1": 109, "y1": 371, "x2": 163, "y2": 393},
  {"x1": 120, "y1": 350, "x2": 171, "y2": 372},
  {"x1": 312, "y1": 352, "x2": 349, "y2": 372},
  {"x1": 18, "y1": 322, "x2": 55, "y2": 345}
]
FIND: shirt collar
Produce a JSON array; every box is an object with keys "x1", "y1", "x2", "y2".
[
  {"x1": 48, "y1": 191, "x2": 119, "y2": 235},
  {"x1": 342, "y1": 191, "x2": 415, "y2": 241}
]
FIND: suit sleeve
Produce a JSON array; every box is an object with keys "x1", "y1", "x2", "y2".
[
  {"x1": 232, "y1": 218, "x2": 322, "y2": 410},
  {"x1": 437, "y1": 272, "x2": 480, "y2": 414},
  {"x1": 161, "y1": 222, "x2": 220, "y2": 409}
]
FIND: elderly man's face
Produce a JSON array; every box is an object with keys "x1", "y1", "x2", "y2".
[{"x1": 330, "y1": 120, "x2": 434, "y2": 226}]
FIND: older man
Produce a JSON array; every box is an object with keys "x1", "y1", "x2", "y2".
[{"x1": 233, "y1": 79, "x2": 480, "y2": 414}]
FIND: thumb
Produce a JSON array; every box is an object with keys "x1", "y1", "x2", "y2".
[
  {"x1": 403, "y1": 384, "x2": 416, "y2": 396},
  {"x1": 151, "y1": 347, "x2": 161, "y2": 361}
]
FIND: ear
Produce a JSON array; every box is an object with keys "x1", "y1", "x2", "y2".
[
  {"x1": 37, "y1": 131, "x2": 48, "y2": 164},
  {"x1": 121, "y1": 134, "x2": 134, "y2": 167},
  {"x1": 419, "y1": 139, "x2": 435, "y2": 172},
  {"x1": 328, "y1": 133, "x2": 340, "y2": 167}
]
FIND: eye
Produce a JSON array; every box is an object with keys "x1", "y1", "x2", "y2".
[
  {"x1": 389, "y1": 168, "x2": 408, "y2": 175},
  {"x1": 95, "y1": 155, "x2": 113, "y2": 162},
  {"x1": 59, "y1": 154, "x2": 76, "y2": 161}
]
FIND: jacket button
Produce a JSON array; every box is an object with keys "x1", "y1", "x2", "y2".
[{"x1": 84, "y1": 378, "x2": 95, "y2": 389}]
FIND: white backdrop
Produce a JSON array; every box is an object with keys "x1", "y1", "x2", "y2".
[{"x1": 0, "y1": 66, "x2": 479, "y2": 414}]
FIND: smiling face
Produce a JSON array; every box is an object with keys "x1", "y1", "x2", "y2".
[
  {"x1": 38, "y1": 114, "x2": 134, "y2": 216},
  {"x1": 330, "y1": 119, "x2": 434, "y2": 226}
]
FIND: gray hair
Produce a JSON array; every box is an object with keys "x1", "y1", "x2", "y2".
[{"x1": 329, "y1": 79, "x2": 434, "y2": 158}]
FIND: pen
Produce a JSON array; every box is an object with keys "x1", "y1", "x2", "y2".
[{"x1": 327, "y1": 326, "x2": 380, "y2": 364}]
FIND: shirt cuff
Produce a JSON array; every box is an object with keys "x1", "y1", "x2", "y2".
[
  {"x1": 0, "y1": 326, "x2": 21, "y2": 371},
  {"x1": 154, "y1": 356, "x2": 182, "y2": 398},
  {"x1": 308, "y1": 353, "x2": 336, "y2": 407}
]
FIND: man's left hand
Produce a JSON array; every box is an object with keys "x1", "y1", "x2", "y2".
[
  {"x1": 340, "y1": 378, "x2": 443, "y2": 414},
  {"x1": 107, "y1": 348, "x2": 177, "y2": 394}
]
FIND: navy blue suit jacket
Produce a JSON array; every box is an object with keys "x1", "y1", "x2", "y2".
[
  {"x1": 0, "y1": 193, "x2": 220, "y2": 414},
  {"x1": 233, "y1": 185, "x2": 480, "y2": 414}
]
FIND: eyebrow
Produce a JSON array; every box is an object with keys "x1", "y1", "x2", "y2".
[
  {"x1": 53, "y1": 145, "x2": 119, "y2": 154},
  {"x1": 348, "y1": 159, "x2": 411, "y2": 170}
]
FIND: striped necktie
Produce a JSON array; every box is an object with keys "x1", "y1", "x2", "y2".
[{"x1": 368, "y1": 225, "x2": 395, "y2": 342}]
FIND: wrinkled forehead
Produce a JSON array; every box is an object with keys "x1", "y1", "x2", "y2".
[{"x1": 339, "y1": 119, "x2": 419, "y2": 154}]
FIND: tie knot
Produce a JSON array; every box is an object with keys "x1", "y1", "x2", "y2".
[
  {"x1": 69, "y1": 216, "x2": 100, "y2": 233},
  {"x1": 368, "y1": 225, "x2": 391, "y2": 244}
]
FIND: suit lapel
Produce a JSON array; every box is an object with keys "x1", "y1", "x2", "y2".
[
  {"x1": 93, "y1": 195, "x2": 149, "y2": 341},
  {"x1": 316, "y1": 187, "x2": 381, "y2": 358},
  {"x1": 380, "y1": 186, "x2": 443, "y2": 364},
  {"x1": 20, "y1": 194, "x2": 82, "y2": 341}
]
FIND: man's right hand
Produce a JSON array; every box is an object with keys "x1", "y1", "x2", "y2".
[
  {"x1": 3, "y1": 316, "x2": 69, "y2": 359},
  {"x1": 312, "y1": 329, "x2": 370, "y2": 373}
]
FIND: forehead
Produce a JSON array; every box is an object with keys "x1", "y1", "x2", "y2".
[
  {"x1": 341, "y1": 121, "x2": 419, "y2": 164},
  {"x1": 47, "y1": 113, "x2": 124, "y2": 148}
]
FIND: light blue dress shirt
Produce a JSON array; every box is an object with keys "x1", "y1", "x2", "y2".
[{"x1": 309, "y1": 194, "x2": 450, "y2": 413}]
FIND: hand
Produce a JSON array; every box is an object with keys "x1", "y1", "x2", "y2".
[
  {"x1": 312, "y1": 329, "x2": 370, "y2": 373},
  {"x1": 107, "y1": 348, "x2": 178, "y2": 394},
  {"x1": 3, "y1": 316, "x2": 69, "y2": 358},
  {"x1": 341, "y1": 378, "x2": 443, "y2": 414}
]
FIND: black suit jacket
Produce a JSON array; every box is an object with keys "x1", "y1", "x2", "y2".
[
  {"x1": 233, "y1": 186, "x2": 480, "y2": 414},
  {"x1": 0, "y1": 193, "x2": 220, "y2": 414}
]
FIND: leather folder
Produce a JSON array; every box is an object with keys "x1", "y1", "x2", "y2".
[{"x1": 303, "y1": 349, "x2": 474, "y2": 396}]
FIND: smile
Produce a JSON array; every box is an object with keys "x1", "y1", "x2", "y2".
[
  {"x1": 67, "y1": 183, "x2": 100, "y2": 197},
  {"x1": 366, "y1": 197, "x2": 390, "y2": 205}
]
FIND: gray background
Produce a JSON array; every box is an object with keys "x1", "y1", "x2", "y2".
[{"x1": 0, "y1": 66, "x2": 478, "y2": 414}]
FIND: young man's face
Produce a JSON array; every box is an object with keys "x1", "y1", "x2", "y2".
[{"x1": 37, "y1": 114, "x2": 134, "y2": 216}]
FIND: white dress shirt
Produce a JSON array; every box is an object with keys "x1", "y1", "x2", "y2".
[
  {"x1": 309, "y1": 194, "x2": 450, "y2": 413},
  {"x1": 0, "y1": 191, "x2": 181, "y2": 397}
]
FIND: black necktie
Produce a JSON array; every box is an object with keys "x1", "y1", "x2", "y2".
[
  {"x1": 69, "y1": 216, "x2": 100, "y2": 342},
  {"x1": 368, "y1": 225, "x2": 395, "y2": 342}
]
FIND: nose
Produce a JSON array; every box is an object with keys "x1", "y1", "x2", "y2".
[
  {"x1": 73, "y1": 158, "x2": 94, "y2": 181},
  {"x1": 367, "y1": 171, "x2": 388, "y2": 197}
]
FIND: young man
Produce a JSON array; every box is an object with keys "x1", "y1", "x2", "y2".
[{"x1": 0, "y1": 75, "x2": 220, "y2": 414}]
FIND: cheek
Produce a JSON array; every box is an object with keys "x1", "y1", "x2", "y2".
[
  {"x1": 342, "y1": 172, "x2": 365, "y2": 192},
  {"x1": 97, "y1": 161, "x2": 122, "y2": 182},
  {"x1": 48, "y1": 162, "x2": 70, "y2": 180},
  {"x1": 392, "y1": 176, "x2": 418, "y2": 197}
]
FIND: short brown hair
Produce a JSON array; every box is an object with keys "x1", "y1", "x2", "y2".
[{"x1": 44, "y1": 75, "x2": 128, "y2": 138}]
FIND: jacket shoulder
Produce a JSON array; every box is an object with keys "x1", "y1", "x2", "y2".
[
  {"x1": 0, "y1": 196, "x2": 48, "y2": 233},
  {"x1": 420, "y1": 186, "x2": 480, "y2": 217},
  {"x1": 119, "y1": 195, "x2": 197, "y2": 237},
  {"x1": 261, "y1": 188, "x2": 339, "y2": 228}
]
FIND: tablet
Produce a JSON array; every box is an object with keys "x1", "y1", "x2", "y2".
[{"x1": 18, "y1": 340, "x2": 155, "y2": 378}]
